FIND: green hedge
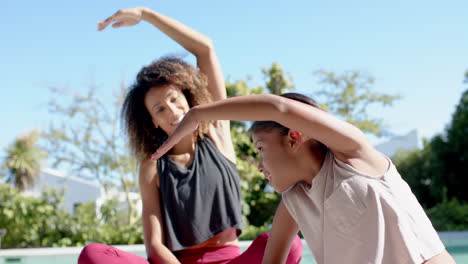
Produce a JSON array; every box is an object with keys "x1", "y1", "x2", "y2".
[
  {"x1": 0, "y1": 183, "x2": 143, "y2": 248},
  {"x1": 426, "y1": 197, "x2": 468, "y2": 231},
  {"x1": 2, "y1": 182, "x2": 466, "y2": 249}
]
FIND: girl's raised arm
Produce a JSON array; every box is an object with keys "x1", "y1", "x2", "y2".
[{"x1": 152, "y1": 94, "x2": 373, "y2": 160}]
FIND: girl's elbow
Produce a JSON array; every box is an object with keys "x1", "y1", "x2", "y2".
[{"x1": 267, "y1": 94, "x2": 288, "y2": 113}]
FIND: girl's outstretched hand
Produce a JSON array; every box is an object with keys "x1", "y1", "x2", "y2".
[
  {"x1": 97, "y1": 7, "x2": 147, "y2": 31},
  {"x1": 151, "y1": 111, "x2": 200, "y2": 161}
]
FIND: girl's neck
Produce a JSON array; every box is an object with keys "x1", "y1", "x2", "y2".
[{"x1": 302, "y1": 143, "x2": 328, "y2": 185}]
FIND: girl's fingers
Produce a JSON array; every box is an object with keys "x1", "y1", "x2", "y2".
[
  {"x1": 111, "y1": 21, "x2": 125, "y2": 28},
  {"x1": 150, "y1": 135, "x2": 182, "y2": 161},
  {"x1": 151, "y1": 145, "x2": 169, "y2": 161},
  {"x1": 97, "y1": 14, "x2": 116, "y2": 31},
  {"x1": 151, "y1": 152, "x2": 162, "y2": 161},
  {"x1": 97, "y1": 19, "x2": 111, "y2": 31},
  {"x1": 97, "y1": 22, "x2": 106, "y2": 31}
]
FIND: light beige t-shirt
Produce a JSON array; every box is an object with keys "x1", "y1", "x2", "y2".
[{"x1": 282, "y1": 151, "x2": 445, "y2": 264}]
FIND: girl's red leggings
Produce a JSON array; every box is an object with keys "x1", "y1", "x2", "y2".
[{"x1": 78, "y1": 233, "x2": 302, "y2": 264}]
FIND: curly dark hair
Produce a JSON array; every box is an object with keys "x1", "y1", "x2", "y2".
[{"x1": 121, "y1": 56, "x2": 213, "y2": 160}]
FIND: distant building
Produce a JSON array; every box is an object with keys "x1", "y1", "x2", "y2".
[
  {"x1": 23, "y1": 168, "x2": 103, "y2": 214},
  {"x1": 95, "y1": 188, "x2": 142, "y2": 217},
  {"x1": 374, "y1": 129, "x2": 419, "y2": 157},
  {"x1": 22, "y1": 168, "x2": 142, "y2": 217}
]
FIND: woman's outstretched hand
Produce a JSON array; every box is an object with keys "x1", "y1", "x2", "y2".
[
  {"x1": 151, "y1": 110, "x2": 201, "y2": 161},
  {"x1": 97, "y1": 7, "x2": 147, "y2": 31}
]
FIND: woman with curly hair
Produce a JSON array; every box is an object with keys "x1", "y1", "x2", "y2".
[{"x1": 77, "y1": 6, "x2": 302, "y2": 264}]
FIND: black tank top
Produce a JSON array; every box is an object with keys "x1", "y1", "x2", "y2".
[{"x1": 157, "y1": 137, "x2": 243, "y2": 251}]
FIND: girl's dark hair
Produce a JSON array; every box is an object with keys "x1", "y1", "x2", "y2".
[
  {"x1": 248, "y1": 93, "x2": 324, "y2": 136},
  {"x1": 121, "y1": 56, "x2": 212, "y2": 160}
]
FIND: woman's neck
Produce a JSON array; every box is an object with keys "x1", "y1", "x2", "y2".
[{"x1": 169, "y1": 133, "x2": 196, "y2": 155}]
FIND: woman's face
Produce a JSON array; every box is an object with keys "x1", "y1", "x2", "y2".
[
  {"x1": 252, "y1": 130, "x2": 299, "y2": 193},
  {"x1": 144, "y1": 84, "x2": 190, "y2": 135}
]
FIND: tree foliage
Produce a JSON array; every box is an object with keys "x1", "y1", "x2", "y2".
[
  {"x1": 426, "y1": 197, "x2": 468, "y2": 231},
  {"x1": 394, "y1": 72, "x2": 468, "y2": 207},
  {"x1": 392, "y1": 142, "x2": 441, "y2": 208},
  {"x1": 392, "y1": 71, "x2": 468, "y2": 230},
  {"x1": 0, "y1": 183, "x2": 143, "y2": 248},
  {"x1": 314, "y1": 70, "x2": 401, "y2": 136},
  {"x1": 0, "y1": 183, "x2": 75, "y2": 248},
  {"x1": 43, "y1": 82, "x2": 139, "y2": 227},
  {"x1": 442, "y1": 85, "x2": 468, "y2": 201},
  {"x1": 225, "y1": 73, "x2": 278, "y2": 227},
  {"x1": 261, "y1": 63, "x2": 294, "y2": 95}
]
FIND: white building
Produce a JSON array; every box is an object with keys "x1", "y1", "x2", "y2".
[
  {"x1": 374, "y1": 129, "x2": 419, "y2": 157},
  {"x1": 23, "y1": 168, "x2": 142, "y2": 216},
  {"x1": 23, "y1": 168, "x2": 103, "y2": 214},
  {"x1": 95, "y1": 188, "x2": 142, "y2": 217}
]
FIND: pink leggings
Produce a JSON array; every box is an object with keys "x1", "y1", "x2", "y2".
[{"x1": 78, "y1": 233, "x2": 302, "y2": 264}]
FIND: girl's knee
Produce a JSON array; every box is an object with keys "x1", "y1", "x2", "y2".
[
  {"x1": 254, "y1": 232, "x2": 270, "y2": 243},
  {"x1": 291, "y1": 235, "x2": 303, "y2": 250},
  {"x1": 286, "y1": 235, "x2": 303, "y2": 264},
  {"x1": 83, "y1": 242, "x2": 107, "y2": 250},
  {"x1": 78, "y1": 243, "x2": 109, "y2": 264}
]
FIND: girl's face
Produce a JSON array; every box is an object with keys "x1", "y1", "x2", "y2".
[
  {"x1": 252, "y1": 130, "x2": 299, "y2": 193},
  {"x1": 144, "y1": 84, "x2": 190, "y2": 135}
]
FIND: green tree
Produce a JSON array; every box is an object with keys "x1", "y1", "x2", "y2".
[
  {"x1": 0, "y1": 183, "x2": 143, "y2": 248},
  {"x1": 426, "y1": 197, "x2": 468, "y2": 231},
  {"x1": 262, "y1": 62, "x2": 295, "y2": 95},
  {"x1": 226, "y1": 78, "x2": 264, "y2": 130},
  {"x1": 314, "y1": 70, "x2": 401, "y2": 137},
  {"x1": 392, "y1": 143, "x2": 440, "y2": 208},
  {"x1": 0, "y1": 183, "x2": 75, "y2": 248},
  {"x1": 226, "y1": 65, "x2": 294, "y2": 227},
  {"x1": 441, "y1": 83, "x2": 468, "y2": 201},
  {"x1": 226, "y1": 77, "x2": 276, "y2": 227},
  {"x1": 2, "y1": 130, "x2": 47, "y2": 191},
  {"x1": 394, "y1": 71, "x2": 468, "y2": 207},
  {"x1": 43, "y1": 81, "x2": 140, "y2": 227}
]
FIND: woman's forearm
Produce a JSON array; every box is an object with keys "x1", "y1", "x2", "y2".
[
  {"x1": 141, "y1": 7, "x2": 226, "y2": 102},
  {"x1": 147, "y1": 243, "x2": 181, "y2": 264},
  {"x1": 141, "y1": 8, "x2": 213, "y2": 56}
]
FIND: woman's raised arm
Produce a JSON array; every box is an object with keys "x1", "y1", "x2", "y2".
[{"x1": 97, "y1": 7, "x2": 225, "y2": 101}]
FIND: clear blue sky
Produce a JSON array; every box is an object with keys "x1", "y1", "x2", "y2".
[{"x1": 1, "y1": 0, "x2": 467, "y2": 152}]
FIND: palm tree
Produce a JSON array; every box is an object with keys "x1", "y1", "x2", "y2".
[{"x1": 2, "y1": 130, "x2": 47, "y2": 191}]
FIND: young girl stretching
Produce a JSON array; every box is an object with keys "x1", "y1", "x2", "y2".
[{"x1": 151, "y1": 93, "x2": 455, "y2": 264}]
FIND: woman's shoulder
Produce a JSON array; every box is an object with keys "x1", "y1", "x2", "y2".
[
  {"x1": 139, "y1": 158, "x2": 159, "y2": 185},
  {"x1": 140, "y1": 157, "x2": 156, "y2": 170}
]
